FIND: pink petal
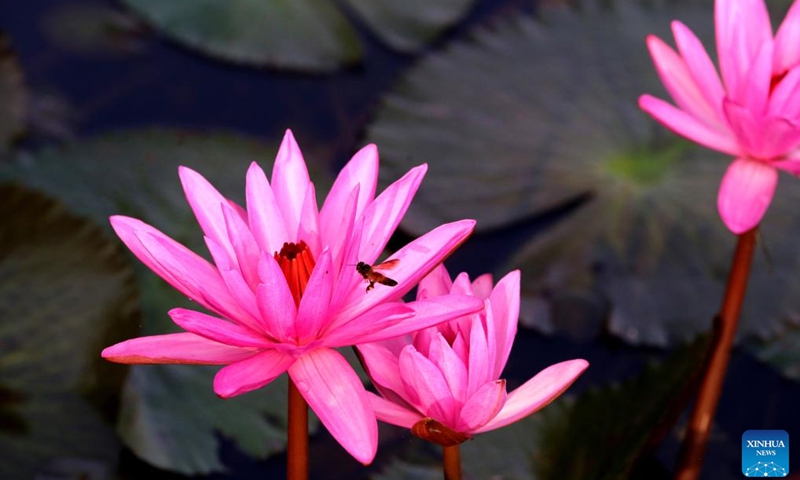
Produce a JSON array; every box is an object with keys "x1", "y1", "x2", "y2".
[
  {"x1": 102, "y1": 332, "x2": 257, "y2": 364},
  {"x1": 333, "y1": 294, "x2": 484, "y2": 346},
  {"x1": 357, "y1": 164, "x2": 427, "y2": 264},
  {"x1": 222, "y1": 203, "x2": 260, "y2": 288},
  {"x1": 168, "y1": 308, "x2": 273, "y2": 349},
  {"x1": 271, "y1": 130, "x2": 311, "y2": 239},
  {"x1": 357, "y1": 343, "x2": 408, "y2": 405},
  {"x1": 774, "y1": 0, "x2": 800, "y2": 74},
  {"x1": 334, "y1": 219, "x2": 477, "y2": 322},
  {"x1": 470, "y1": 273, "x2": 494, "y2": 299},
  {"x1": 368, "y1": 392, "x2": 422, "y2": 429},
  {"x1": 739, "y1": 39, "x2": 773, "y2": 116},
  {"x1": 671, "y1": 21, "x2": 727, "y2": 125},
  {"x1": 322, "y1": 303, "x2": 416, "y2": 347},
  {"x1": 716, "y1": 0, "x2": 772, "y2": 102},
  {"x1": 256, "y1": 253, "x2": 298, "y2": 341},
  {"x1": 639, "y1": 95, "x2": 741, "y2": 156},
  {"x1": 399, "y1": 345, "x2": 458, "y2": 427},
  {"x1": 178, "y1": 166, "x2": 234, "y2": 259},
  {"x1": 288, "y1": 348, "x2": 377, "y2": 465},
  {"x1": 297, "y1": 183, "x2": 321, "y2": 256},
  {"x1": 646, "y1": 34, "x2": 721, "y2": 129},
  {"x1": 204, "y1": 237, "x2": 263, "y2": 330},
  {"x1": 294, "y1": 249, "x2": 334, "y2": 340},
  {"x1": 772, "y1": 158, "x2": 800, "y2": 176},
  {"x1": 320, "y1": 144, "x2": 378, "y2": 249},
  {"x1": 717, "y1": 157, "x2": 778, "y2": 234},
  {"x1": 768, "y1": 67, "x2": 800, "y2": 119},
  {"x1": 428, "y1": 333, "x2": 468, "y2": 405},
  {"x1": 466, "y1": 318, "x2": 490, "y2": 397},
  {"x1": 723, "y1": 99, "x2": 800, "y2": 158},
  {"x1": 416, "y1": 264, "x2": 453, "y2": 300},
  {"x1": 214, "y1": 349, "x2": 295, "y2": 398},
  {"x1": 245, "y1": 162, "x2": 288, "y2": 255},
  {"x1": 456, "y1": 379, "x2": 507, "y2": 433},
  {"x1": 489, "y1": 270, "x2": 520, "y2": 379},
  {"x1": 475, "y1": 359, "x2": 589, "y2": 433}
]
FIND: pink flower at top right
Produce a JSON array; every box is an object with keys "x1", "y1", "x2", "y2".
[{"x1": 639, "y1": 0, "x2": 800, "y2": 234}]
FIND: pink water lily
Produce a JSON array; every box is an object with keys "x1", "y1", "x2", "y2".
[
  {"x1": 358, "y1": 266, "x2": 588, "y2": 443},
  {"x1": 639, "y1": 0, "x2": 800, "y2": 233},
  {"x1": 101, "y1": 130, "x2": 485, "y2": 464}
]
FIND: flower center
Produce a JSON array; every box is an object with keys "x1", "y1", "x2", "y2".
[{"x1": 274, "y1": 241, "x2": 315, "y2": 307}]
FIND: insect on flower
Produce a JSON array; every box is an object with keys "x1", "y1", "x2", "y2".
[{"x1": 355, "y1": 259, "x2": 399, "y2": 292}]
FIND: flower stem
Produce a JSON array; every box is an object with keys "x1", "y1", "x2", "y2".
[
  {"x1": 287, "y1": 378, "x2": 309, "y2": 480},
  {"x1": 443, "y1": 445, "x2": 462, "y2": 480},
  {"x1": 674, "y1": 227, "x2": 757, "y2": 480}
]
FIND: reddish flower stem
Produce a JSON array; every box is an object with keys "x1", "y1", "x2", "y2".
[
  {"x1": 674, "y1": 227, "x2": 757, "y2": 480},
  {"x1": 443, "y1": 445, "x2": 462, "y2": 480},
  {"x1": 287, "y1": 378, "x2": 309, "y2": 480}
]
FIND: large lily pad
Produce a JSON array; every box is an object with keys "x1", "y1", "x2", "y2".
[
  {"x1": 120, "y1": 0, "x2": 477, "y2": 71},
  {"x1": 366, "y1": 0, "x2": 800, "y2": 346},
  {"x1": 0, "y1": 184, "x2": 138, "y2": 480},
  {"x1": 0, "y1": 34, "x2": 26, "y2": 154},
  {"x1": 372, "y1": 335, "x2": 711, "y2": 480},
  {"x1": 1, "y1": 129, "x2": 329, "y2": 473}
]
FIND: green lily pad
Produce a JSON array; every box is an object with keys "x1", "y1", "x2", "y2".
[
  {"x1": 341, "y1": 0, "x2": 476, "y2": 53},
  {"x1": 367, "y1": 0, "x2": 800, "y2": 346},
  {"x1": 121, "y1": 0, "x2": 361, "y2": 71},
  {"x1": 0, "y1": 184, "x2": 138, "y2": 480},
  {"x1": 119, "y1": 0, "x2": 478, "y2": 71},
  {"x1": 373, "y1": 335, "x2": 711, "y2": 480},
  {"x1": 0, "y1": 34, "x2": 26, "y2": 154},
  {"x1": 1, "y1": 129, "x2": 330, "y2": 473}
]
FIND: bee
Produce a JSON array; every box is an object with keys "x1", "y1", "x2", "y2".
[{"x1": 355, "y1": 259, "x2": 399, "y2": 292}]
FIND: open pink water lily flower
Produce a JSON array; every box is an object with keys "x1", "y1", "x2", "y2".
[
  {"x1": 639, "y1": 0, "x2": 800, "y2": 233},
  {"x1": 358, "y1": 266, "x2": 588, "y2": 445},
  {"x1": 101, "y1": 130, "x2": 485, "y2": 464}
]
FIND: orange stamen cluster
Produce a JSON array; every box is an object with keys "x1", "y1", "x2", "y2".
[{"x1": 274, "y1": 241, "x2": 315, "y2": 307}]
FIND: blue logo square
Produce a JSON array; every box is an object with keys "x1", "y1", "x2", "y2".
[{"x1": 742, "y1": 430, "x2": 789, "y2": 477}]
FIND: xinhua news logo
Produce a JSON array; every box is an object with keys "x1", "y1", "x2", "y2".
[{"x1": 742, "y1": 430, "x2": 789, "y2": 477}]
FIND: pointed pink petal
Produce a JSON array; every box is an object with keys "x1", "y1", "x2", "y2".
[
  {"x1": 102, "y1": 332, "x2": 257, "y2": 364},
  {"x1": 489, "y1": 270, "x2": 520, "y2": 379},
  {"x1": 456, "y1": 379, "x2": 507, "y2": 433},
  {"x1": 774, "y1": 0, "x2": 800, "y2": 74},
  {"x1": 416, "y1": 264, "x2": 453, "y2": 300},
  {"x1": 475, "y1": 359, "x2": 588, "y2": 433},
  {"x1": 271, "y1": 130, "x2": 311, "y2": 238},
  {"x1": 117, "y1": 222, "x2": 252, "y2": 324},
  {"x1": 222, "y1": 203, "x2": 260, "y2": 288},
  {"x1": 178, "y1": 166, "x2": 234, "y2": 259},
  {"x1": 466, "y1": 318, "x2": 490, "y2": 397},
  {"x1": 717, "y1": 157, "x2": 778, "y2": 234},
  {"x1": 214, "y1": 350, "x2": 295, "y2": 398},
  {"x1": 716, "y1": 0, "x2": 772, "y2": 102},
  {"x1": 297, "y1": 183, "x2": 321, "y2": 256},
  {"x1": 724, "y1": 99, "x2": 800, "y2": 157},
  {"x1": 671, "y1": 21, "x2": 726, "y2": 124},
  {"x1": 471, "y1": 273, "x2": 494, "y2": 299},
  {"x1": 334, "y1": 295, "x2": 484, "y2": 345},
  {"x1": 646, "y1": 34, "x2": 721, "y2": 129},
  {"x1": 367, "y1": 392, "x2": 422, "y2": 428},
  {"x1": 358, "y1": 343, "x2": 407, "y2": 404},
  {"x1": 246, "y1": 162, "x2": 289, "y2": 255},
  {"x1": 639, "y1": 95, "x2": 741, "y2": 156},
  {"x1": 295, "y1": 249, "x2": 334, "y2": 340},
  {"x1": 399, "y1": 345, "x2": 458, "y2": 427},
  {"x1": 334, "y1": 219, "x2": 477, "y2": 322},
  {"x1": 256, "y1": 253, "x2": 298, "y2": 341},
  {"x1": 739, "y1": 40, "x2": 773, "y2": 116},
  {"x1": 168, "y1": 308, "x2": 273, "y2": 348},
  {"x1": 357, "y1": 164, "x2": 427, "y2": 264},
  {"x1": 323, "y1": 303, "x2": 415, "y2": 347},
  {"x1": 429, "y1": 333, "x2": 468, "y2": 405},
  {"x1": 289, "y1": 349, "x2": 377, "y2": 465},
  {"x1": 320, "y1": 144, "x2": 378, "y2": 248},
  {"x1": 204, "y1": 237, "x2": 263, "y2": 330}
]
